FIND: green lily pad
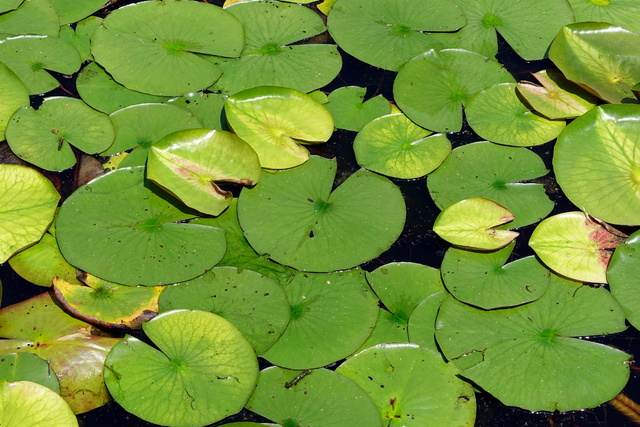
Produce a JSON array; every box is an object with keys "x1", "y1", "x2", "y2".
[
  {"x1": 238, "y1": 156, "x2": 406, "y2": 272},
  {"x1": 336, "y1": 343, "x2": 476, "y2": 426},
  {"x1": 167, "y1": 91, "x2": 228, "y2": 130},
  {"x1": 6, "y1": 97, "x2": 114, "y2": 171},
  {"x1": 58, "y1": 16, "x2": 102, "y2": 62},
  {"x1": 91, "y1": 0, "x2": 244, "y2": 96},
  {"x1": 225, "y1": 86, "x2": 334, "y2": 170},
  {"x1": 0, "y1": 164, "x2": 59, "y2": 263},
  {"x1": 55, "y1": 167, "x2": 226, "y2": 287},
  {"x1": 48, "y1": 0, "x2": 104, "y2": 25},
  {"x1": 553, "y1": 104, "x2": 640, "y2": 226},
  {"x1": 0, "y1": 35, "x2": 81, "y2": 95},
  {"x1": 147, "y1": 129, "x2": 261, "y2": 216},
  {"x1": 529, "y1": 212, "x2": 627, "y2": 284},
  {"x1": 394, "y1": 49, "x2": 515, "y2": 132},
  {"x1": 607, "y1": 230, "x2": 640, "y2": 330},
  {"x1": 0, "y1": 292, "x2": 119, "y2": 413},
  {"x1": 516, "y1": 69, "x2": 597, "y2": 120},
  {"x1": 104, "y1": 310, "x2": 258, "y2": 426},
  {"x1": 261, "y1": 270, "x2": 379, "y2": 369},
  {"x1": 76, "y1": 62, "x2": 170, "y2": 114},
  {"x1": 0, "y1": 0, "x2": 59, "y2": 37},
  {"x1": 0, "y1": 61, "x2": 28, "y2": 141},
  {"x1": 436, "y1": 275, "x2": 630, "y2": 412},
  {"x1": 465, "y1": 83, "x2": 566, "y2": 146},
  {"x1": 158, "y1": 266, "x2": 290, "y2": 356},
  {"x1": 444, "y1": 0, "x2": 575, "y2": 60},
  {"x1": 441, "y1": 243, "x2": 550, "y2": 309},
  {"x1": 246, "y1": 367, "x2": 383, "y2": 427},
  {"x1": 433, "y1": 197, "x2": 519, "y2": 250},
  {"x1": 210, "y1": 0, "x2": 341, "y2": 95},
  {"x1": 8, "y1": 231, "x2": 79, "y2": 287},
  {"x1": 0, "y1": 380, "x2": 77, "y2": 427},
  {"x1": 327, "y1": 0, "x2": 464, "y2": 71},
  {"x1": 52, "y1": 274, "x2": 163, "y2": 329},
  {"x1": 0, "y1": 0, "x2": 23, "y2": 14},
  {"x1": 549, "y1": 22, "x2": 640, "y2": 104},
  {"x1": 569, "y1": 0, "x2": 640, "y2": 41},
  {"x1": 356, "y1": 308, "x2": 409, "y2": 351},
  {"x1": 407, "y1": 291, "x2": 447, "y2": 352},
  {"x1": 324, "y1": 86, "x2": 391, "y2": 132},
  {"x1": 427, "y1": 141, "x2": 553, "y2": 229},
  {"x1": 0, "y1": 353, "x2": 59, "y2": 393},
  {"x1": 353, "y1": 113, "x2": 451, "y2": 179}
]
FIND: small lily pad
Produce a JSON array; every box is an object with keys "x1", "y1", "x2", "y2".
[
  {"x1": 433, "y1": 198, "x2": 519, "y2": 251},
  {"x1": 353, "y1": 113, "x2": 451, "y2": 179},
  {"x1": 104, "y1": 310, "x2": 258, "y2": 426},
  {"x1": 607, "y1": 230, "x2": 640, "y2": 330},
  {"x1": 407, "y1": 291, "x2": 447, "y2": 352},
  {"x1": 465, "y1": 83, "x2": 566, "y2": 146},
  {"x1": 357, "y1": 308, "x2": 410, "y2": 351},
  {"x1": 58, "y1": 17, "x2": 103, "y2": 63},
  {"x1": 48, "y1": 0, "x2": 104, "y2": 25},
  {"x1": 0, "y1": 353, "x2": 59, "y2": 393},
  {"x1": 529, "y1": 212, "x2": 627, "y2": 284},
  {"x1": 225, "y1": 86, "x2": 334, "y2": 170},
  {"x1": 336, "y1": 343, "x2": 476, "y2": 426},
  {"x1": 325, "y1": 86, "x2": 391, "y2": 132},
  {"x1": 441, "y1": 243, "x2": 550, "y2": 309},
  {"x1": 0, "y1": 61, "x2": 28, "y2": 140},
  {"x1": 167, "y1": 91, "x2": 228, "y2": 130},
  {"x1": 0, "y1": 380, "x2": 77, "y2": 427},
  {"x1": 0, "y1": 0, "x2": 59, "y2": 37},
  {"x1": 6, "y1": 97, "x2": 114, "y2": 171},
  {"x1": 0, "y1": 0, "x2": 23, "y2": 14}
]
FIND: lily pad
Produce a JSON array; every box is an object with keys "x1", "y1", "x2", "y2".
[
  {"x1": 0, "y1": 62, "x2": 28, "y2": 140},
  {"x1": 569, "y1": 0, "x2": 640, "y2": 41},
  {"x1": 553, "y1": 104, "x2": 640, "y2": 225},
  {"x1": 436, "y1": 275, "x2": 630, "y2": 412},
  {"x1": 327, "y1": 0, "x2": 465, "y2": 71},
  {"x1": 0, "y1": 0, "x2": 23, "y2": 14},
  {"x1": 353, "y1": 113, "x2": 451, "y2": 179},
  {"x1": 0, "y1": 0, "x2": 59, "y2": 37},
  {"x1": 465, "y1": 83, "x2": 566, "y2": 146},
  {"x1": 0, "y1": 292, "x2": 119, "y2": 413},
  {"x1": 394, "y1": 49, "x2": 515, "y2": 132},
  {"x1": 0, "y1": 164, "x2": 59, "y2": 263},
  {"x1": 549, "y1": 22, "x2": 640, "y2": 104},
  {"x1": 516, "y1": 69, "x2": 597, "y2": 119},
  {"x1": 225, "y1": 86, "x2": 334, "y2": 170},
  {"x1": 0, "y1": 352, "x2": 59, "y2": 393},
  {"x1": 91, "y1": 0, "x2": 244, "y2": 96},
  {"x1": 427, "y1": 141, "x2": 553, "y2": 229},
  {"x1": 55, "y1": 167, "x2": 226, "y2": 287},
  {"x1": 0, "y1": 35, "x2": 81, "y2": 95},
  {"x1": 246, "y1": 367, "x2": 383, "y2": 427},
  {"x1": 104, "y1": 310, "x2": 258, "y2": 426},
  {"x1": 433, "y1": 197, "x2": 519, "y2": 250},
  {"x1": 6, "y1": 97, "x2": 114, "y2": 171},
  {"x1": 52, "y1": 274, "x2": 163, "y2": 329},
  {"x1": 210, "y1": 0, "x2": 341, "y2": 95},
  {"x1": 407, "y1": 291, "x2": 447, "y2": 352},
  {"x1": 48, "y1": 0, "x2": 104, "y2": 25},
  {"x1": 0, "y1": 380, "x2": 77, "y2": 427},
  {"x1": 167, "y1": 91, "x2": 228, "y2": 130},
  {"x1": 529, "y1": 212, "x2": 627, "y2": 284},
  {"x1": 261, "y1": 270, "x2": 379, "y2": 369},
  {"x1": 357, "y1": 308, "x2": 409, "y2": 351},
  {"x1": 441, "y1": 243, "x2": 550, "y2": 309},
  {"x1": 158, "y1": 266, "x2": 290, "y2": 355},
  {"x1": 607, "y1": 230, "x2": 640, "y2": 330},
  {"x1": 336, "y1": 343, "x2": 476, "y2": 426},
  {"x1": 58, "y1": 16, "x2": 102, "y2": 62},
  {"x1": 238, "y1": 156, "x2": 406, "y2": 272},
  {"x1": 324, "y1": 86, "x2": 391, "y2": 132}
]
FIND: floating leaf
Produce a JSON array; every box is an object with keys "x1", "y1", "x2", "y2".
[
  {"x1": 553, "y1": 104, "x2": 640, "y2": 226},
  {"x1": 167, "y1": 91, "x2": 227, "y2": 130},
  {"x1": 0, "y1": 0, "x2": 23, "y2": 14},
  {"x1": 158, "y1": 266, "x2": 290, "y2": 355},
  {"x1": 238, "y1": 156, "x2": 406, "y2": 272},
  {"x1": 433, "y1": 198, "x2": 519, "y2": 250},
  {"x1": 394, "y1": 49, "x2": 515, "y2": 132},
  {"x1": 607, "y1": 230, "x2": 640, "y2": 330},
  {"x1": 261, "y1": 270, "x2": 378, "y2": 369},
  {"x1": 324, "y1": 86, "x2": 391, "y2": 132},
  {"x1": 427, "y1": 141, "x2": 553, "y2": 229},
  {"x1": 6, "y1": 97, "x2": 114, "y2": 171},
  {"x1": 465, "y1": 83, "x2": 565, "y2": 146},
  {"x1": 569, "y1": 0, "x2": 640, "y2": 38},
  {"x1": 0, "y1": 353, "x2": 59, "y2": 393},
  {"x1": 0, "y1": 380, "x2": 77, "y2": 427},
  {"x1": 0, "y1": 61, "x2": 28, "y2": 140},
  {"x1": 0, "y1": 164, "x2": 59, "y2": 263},
  {"x1": 91, "y1": 0, "x2": 244, "y2": 96},
  {"x1": 58, "y1": 16, "x2": 102, "y2": 62},
  {"x1": 55, "y1": 167, "x2": 226, "y2": 287},
  {"x1": 436, "y1": 276, "x2": 629, "y2": 412},
  {"x1": 0, "y1": 0, "x2": 59, "y2": 37},
  {"x1": 357, "y1": 308, "x2": 409, "y2": 351},
  {"x1": 407, "y1": 291, "x2": 447, "y2": 352},
  {"x1": 48, "y1": 0, "x2": 104, "y2": 25},
  {"x1": 104, "y1": 310, "x2": 258, "y2": 426},
  {"x1": 529, "y1": 212, "x2": 626, "y2": 284},
  {"x1": 225, "y1": 86, "x2": 333, "y2": 170},
  {"x1": 353, "y1": 113, "x2": 451, "y2": 179},
  {"x1": 336, "y1": 343, "x2": 476, "y2": 426}
]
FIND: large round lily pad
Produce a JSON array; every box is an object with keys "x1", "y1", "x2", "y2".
[
  {"x1": 91, "y1": 0, "x2": 244, "y2": 96},
  {"x1": 104, "y1": 309, "x2": 258, "y2": 427},
  {"x1": 238, "y1": 155, "x2": 406, "y2": 272},
  {"x1": 0, "y1": 380, "x2": 77, "y2": 427},
  {"x1": 336, "y1": 343, "x2": 476, "y2": 426},
  {"x1": 436, "y1": 275, "x2": 630, "y2": 412},
  {"x1": 553, "y1": 104, "x2": 640, "y2": 225},
  {"x1": 55, "y1": 167, "x2": 226, "y2": 287}
]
